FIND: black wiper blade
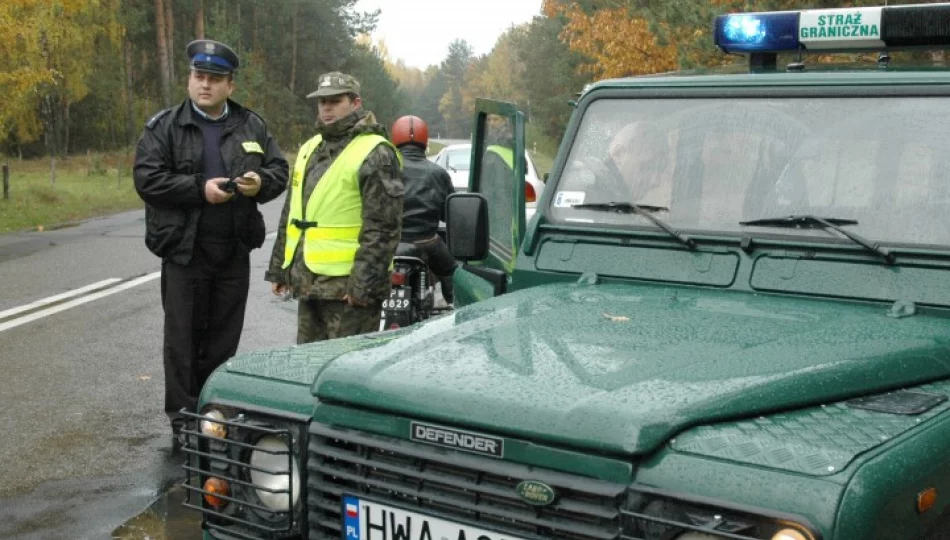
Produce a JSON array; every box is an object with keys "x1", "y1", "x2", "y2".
[
  {"x1": 740, "y1": 214, "x2": 894, "y2": 264},
  {"x1": 740, "y1": 215, "x2": 858, "y2": 227},
  {"x1": 572, "y1": 202, "x2": 696, "y2": 249}
]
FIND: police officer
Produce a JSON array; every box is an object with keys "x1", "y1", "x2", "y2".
[
  {"x1": 133, "y1": 39, "x2": 288, "y2": 445},
  {"x1": 390, "y1": 115, "x2": 457, "y2": 304},
  {"x1": 266, "y1": 71, "x2": 404, "y2": 343}
]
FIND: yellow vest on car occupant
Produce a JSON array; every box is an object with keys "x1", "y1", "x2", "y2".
[
  {"x1": 487, "y1": 145, "x2": 514, "y2": 169},
  {"x1": 282, "y1": 133, "x2": 400, "y2": 276}
]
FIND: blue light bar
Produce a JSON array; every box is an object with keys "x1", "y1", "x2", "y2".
[
  {"x1": 714, "y1": 3, "x2": 950, "y2": 55},
  {"x1": 715, "y1": 12, "x2": 800, "y2": 53}
]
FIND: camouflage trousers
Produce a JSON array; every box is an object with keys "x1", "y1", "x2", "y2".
[{"x1": 297, "y1": 298, "x2": 382, "y2": 344}]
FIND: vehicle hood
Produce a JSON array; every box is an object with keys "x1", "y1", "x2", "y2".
[{"x1": 314, "y1": 283, "x2": 950, "y2": 456}]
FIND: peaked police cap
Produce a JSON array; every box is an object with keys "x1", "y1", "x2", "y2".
[{"x1": 186, "y1": 39, "x2": 239, "y2": 75}]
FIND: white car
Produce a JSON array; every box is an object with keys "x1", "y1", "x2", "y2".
[{"x1": 431, "y1": 143, "x2": 545, "y2": 220}]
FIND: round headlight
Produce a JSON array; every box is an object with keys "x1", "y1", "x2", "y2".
[
  {"x1": 250, "y1": 435, "x2": 300, "y2": 511},
  {"x1": 200, "y1": 409, "x2": 228, "y2": 438},
  {"x1": 772, "y1": 529, "x2": 810, "y2": 540}
]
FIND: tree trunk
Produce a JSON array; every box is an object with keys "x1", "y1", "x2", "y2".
[
  {"x1": 289, "y1": 0, "x2": 298, "y2": 92},
  {"x1": 63, "y1": 100, "x2": 70, "y2": 156},
  {"x1": 252, "y1": 2, "x2": 259, "y2": 51},
  {"x1": 155, "y1": 0, "x2": 171, "y2": 107},
  {"x1": 164, "y1": 0, "x2": 176, "y2": 87},
  {"x1": 194, "y1": 0, "x2": 205, "y2": 39},
  {"x1": 123, "y1": 38, "x2": 135, "y2": 144}
]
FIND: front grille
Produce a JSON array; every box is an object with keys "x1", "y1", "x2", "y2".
[
  {"x1": 180, "y1": 410, "x2": 304, "y2": 540},
  {"x1": 307, "y1": 423, "x2": 626, "y2": 540}
]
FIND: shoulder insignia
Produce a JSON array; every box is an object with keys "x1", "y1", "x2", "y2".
[{"x1": 145, "y1": 108, "x2": 172, "y2": 129}]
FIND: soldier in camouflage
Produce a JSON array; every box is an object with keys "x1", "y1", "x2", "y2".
[{"x1": 266, "y1": 72, "x2": 404, "y2": 343}]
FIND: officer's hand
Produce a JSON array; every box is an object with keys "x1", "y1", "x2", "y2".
[
  {"x1": 236, "y1": 171, "x2": 262, "y2": 197},
  {"x1": 204, "y1": 178, "x2": 234, "y2": 204},
  {"x1": 271, "y1": 282, "x2": 288, "y2": 297},
  {"x1": 343, "y1": 294, "x2": 368, "y2": 307}
]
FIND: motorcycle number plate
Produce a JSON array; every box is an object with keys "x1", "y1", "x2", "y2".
[{"x1": 383, "y1": 287, "x2": 411, "y2": 312}]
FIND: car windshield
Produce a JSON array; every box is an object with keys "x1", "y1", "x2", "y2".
[
  {"x1": 445, "y1": 148, "x2": 471, "y2": 170},
  {"x1": 551, "y1": 96, "x2": 950, "y2": 248}
]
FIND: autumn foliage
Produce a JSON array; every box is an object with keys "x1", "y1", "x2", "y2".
[{"x1": 543, "y1": 1, "x2": 679, "y2": 78}]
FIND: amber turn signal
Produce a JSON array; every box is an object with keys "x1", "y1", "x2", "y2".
[
  {"x1": 204, "y1": 477, "x2": 230, "y2": 508},
  {"x1": 918, "y1": 487, "x2": 938, "y2": 513}
]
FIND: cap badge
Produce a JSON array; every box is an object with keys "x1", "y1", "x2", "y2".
[{"x1": 205, "y1": 42, "x2": 214, "y2": 53}]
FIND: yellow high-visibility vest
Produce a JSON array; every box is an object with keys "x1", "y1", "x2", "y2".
[
  {"x1": 282, "y1": 133, "x2": 399, "y2": 276},
  {"x1": 487, "y1": 145, "x2": 514, "y2": 169}
]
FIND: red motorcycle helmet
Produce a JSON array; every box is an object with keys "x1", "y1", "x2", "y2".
[{"x1": 391, "y1": 115, "x2": 429, "y2": 149}]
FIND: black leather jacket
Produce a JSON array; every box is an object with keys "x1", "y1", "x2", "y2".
[
  {"x1": 133, "y1": 99, "x2": 288, "y2": 264},
  {"x1": 398, "y1": 144, "x2": 454, "y2": 242}
]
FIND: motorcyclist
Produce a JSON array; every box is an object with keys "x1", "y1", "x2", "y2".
[{"x1": 390, "y1": 115, "x2": 457, "y2": 304}]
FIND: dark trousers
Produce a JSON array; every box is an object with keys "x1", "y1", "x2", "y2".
[
  {"x1": 161, "y1": 245, "x2": 250, "y2": 420},
  {"x1": 412, "y1": 235, "x2": 457, "y2": 303}
]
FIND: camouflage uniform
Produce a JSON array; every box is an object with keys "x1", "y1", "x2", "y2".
[{"x1": 266, "y1": 86, "x2": 403, "y2": 343}]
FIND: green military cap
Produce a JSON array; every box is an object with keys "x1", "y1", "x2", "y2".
[
  {"x1": 186, "y1": 39, "x2": 239, "y2": 75},
  {"x1": 306, "y1": 71, "x2": 361, "y2": 98}
]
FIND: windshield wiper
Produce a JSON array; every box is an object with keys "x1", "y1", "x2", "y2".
[
  {"x1": 572, "y1": 202, "x2": 696, "y2": 249},
  {"x1": 740, "y1": 214, "x2": 894, "y2": 264}
]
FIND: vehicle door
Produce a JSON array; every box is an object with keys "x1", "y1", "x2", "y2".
[{"x1": 452, "y1": 99, "x2": 528, "y2": 306}]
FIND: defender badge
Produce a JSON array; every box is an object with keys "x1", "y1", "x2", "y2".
[
  {"x1": 516, "y1": 480, "x2": 557, "y2": 506},
  {"x1": 410, "y1": 421, "x2": 503, "y2": 458}
]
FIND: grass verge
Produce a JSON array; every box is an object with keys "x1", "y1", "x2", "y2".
[{"x1": 0, "y1": 151, "x2": 142, "y2": 233}]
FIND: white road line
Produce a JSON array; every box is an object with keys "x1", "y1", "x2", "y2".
[
  {"x1": 0, "y1": 272, "x2": 161, "y2": 333},
  {"x1": 0, "y1": 278, "x2": 122, "y2": 320}
]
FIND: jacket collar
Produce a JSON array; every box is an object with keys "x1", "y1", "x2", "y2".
[
  {"x1": 398, "y1": 144, "x2": 427, "y2": 161},
  {"x1": 176, "y1": 98, "x2": 245, "y2": 129}
]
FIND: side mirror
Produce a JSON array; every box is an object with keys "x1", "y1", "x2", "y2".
[{"x1": 446, "y1": 193, "x2": 489, "y2": 262}]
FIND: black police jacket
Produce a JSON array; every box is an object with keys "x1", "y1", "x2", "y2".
[
  {"x1": 133, "y1": 99, "x2": 288, "y2": 265},
  {"x1": 398, "y1": 145, "x2": 454, "y2": 242}
]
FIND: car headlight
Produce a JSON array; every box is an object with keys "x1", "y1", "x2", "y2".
[
  {"x1": 250, "y1": 435, "x2": 300, "y2": 511},
  {"x1": 627, "y1": 488, "x2": 816, "y2": 540},
  {"x1": 200, "y1": 409, "x2": 228, "y2": 438}
]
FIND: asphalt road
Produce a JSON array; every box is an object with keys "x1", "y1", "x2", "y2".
[{"x1": 0, "y1": 198, "x2": 295, "y2": 539}]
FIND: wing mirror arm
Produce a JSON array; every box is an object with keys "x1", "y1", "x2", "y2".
[{"x1": 460, "y1": 265, "x2": 507, "y2": 296}]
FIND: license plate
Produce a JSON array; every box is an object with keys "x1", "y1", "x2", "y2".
[
  {"x1": 382, "y1": 287, "x2": 410, "y2": 311},
  {"x1": 342, "y1": 496, "x2": 529, "y2": 540}
]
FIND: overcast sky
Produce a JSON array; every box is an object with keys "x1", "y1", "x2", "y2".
[{"x1": 353, "y1": 0, "x2": 543, "y2": 70}]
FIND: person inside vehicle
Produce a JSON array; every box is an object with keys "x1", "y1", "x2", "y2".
[
  {"x1": 557, "y1": 120, "x2": 673, "y2": 210},
  {"x1": 605, "y1": 120, "x2": 674, "y2": 207},
  {"x1": 391, "y1": 115, "x2": 458, "y2": 305}
]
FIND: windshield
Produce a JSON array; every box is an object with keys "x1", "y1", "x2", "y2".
[
  {"x1": 551, "y1": 96, "x2": 950, "y2": 247},
  {"x1": 445, "y1": 148, "x2": 471, "y2": 170}
]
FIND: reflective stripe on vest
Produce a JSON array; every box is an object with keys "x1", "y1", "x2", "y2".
[
  {"x1": 487, "y1": 145, "x2": 514, "y2": 169},
  {"x1": 282, "y1": 133, "x2": 398, "y2": 276}
]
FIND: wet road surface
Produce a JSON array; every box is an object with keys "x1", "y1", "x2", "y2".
[{"x1": 0, "y1": 200, "x2": 293, "y2": 540}]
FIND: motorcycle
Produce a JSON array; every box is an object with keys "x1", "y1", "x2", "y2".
[{"x1": 380, "y1": 242, "x2": 448, "y2": 330}]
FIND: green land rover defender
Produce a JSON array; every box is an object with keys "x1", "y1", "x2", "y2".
[{"x1": 182, "y1": 4, "x2": 950, "y2": 539}]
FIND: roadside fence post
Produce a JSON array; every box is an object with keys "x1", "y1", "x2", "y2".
[{"x1": 2, "y1": 164, "x2": 8, "y2": 200}]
